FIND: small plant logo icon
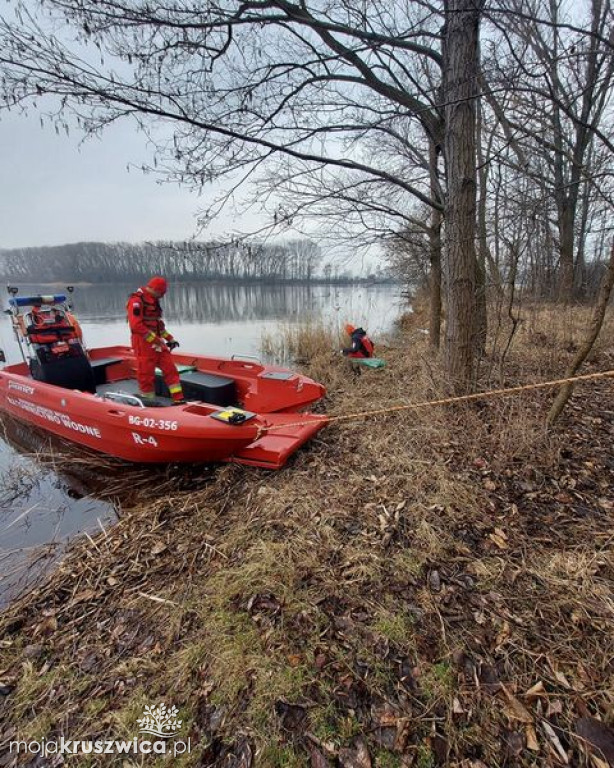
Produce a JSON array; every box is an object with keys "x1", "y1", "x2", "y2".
[{"x1": 137, "y1": 703, "x2": 182, "y2": 738}]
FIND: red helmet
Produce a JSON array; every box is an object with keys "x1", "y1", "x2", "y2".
[
  {"x1": 344, "y1": 323, "x2": 356, "y2": 335},
  {"x1": 147, "y1": 276, "x2": 167, "y2": 296}
]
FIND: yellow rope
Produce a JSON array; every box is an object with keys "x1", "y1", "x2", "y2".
[{"x1": 265, "y1": 368, "x2": 614, "y2": 432}]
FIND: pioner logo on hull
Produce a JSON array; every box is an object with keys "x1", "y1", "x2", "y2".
[{"x1": 8, "y1": 380, "x2": 35, "y2": 395}]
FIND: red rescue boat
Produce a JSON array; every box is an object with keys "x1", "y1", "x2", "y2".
[{"x1": 0, "y1": 289, "x2": 328, "y2": 469}]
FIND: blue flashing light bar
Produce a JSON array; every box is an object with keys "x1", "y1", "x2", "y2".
[{"x1": 9, "y1": 294, "x2": 67, "y2": 308}]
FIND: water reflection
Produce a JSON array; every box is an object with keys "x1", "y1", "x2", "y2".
[
  {"x1": 68, "y1": 281, "x2": 400, "y2": 326},
  {"x1": 0, "y1": 415, "x2": 118, "y2": 608},
  {"x1": 1, "y1": 281, "x2": 402, "y2": 363},
  {"x1": 0, "y1": 413, "x2": 222, "y2": 607}
]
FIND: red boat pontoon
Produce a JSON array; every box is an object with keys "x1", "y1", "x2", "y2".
[{"x1": 0, "y1": 290, "x2": 328, "y2": 469}]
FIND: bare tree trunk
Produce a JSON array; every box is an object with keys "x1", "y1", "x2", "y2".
[
  {"x1": 498, "y1": 244, "x2": 521, "y2": 382},
  {"x1": 475, "y1": 232, "x2": 487, "y2": 356},
  {"x1": 558, "y1": 201, "x2": 575, "y2": 303},
  {"x1": 443, "y1": 0, "x2": 483, "y2": 392},
  {"x1": 429, "y1": 138, "x2": 443, "y2": 351},
  {"x1": 429, "y1": 210, "x2": 443, "y2": 352},
  {"x1": 547, "y1": 241, "x2": 614, "y2": 426},
  {"x1": 574, "y1": 157, "x2": 592, "y2": 298},
  {"x1": 475, "y1": 94, "x2": 488, "y2": 356}
]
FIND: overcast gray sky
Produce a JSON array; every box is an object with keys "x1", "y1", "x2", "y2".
[
  {"x1": 0, "y1": 109, "x2": 252, "y2": 249},
  {"x1": 0, "y1": 108, "x2": 380, "y2": 273}
]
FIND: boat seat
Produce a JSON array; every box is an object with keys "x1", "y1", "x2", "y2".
[
  {"x1": 155, "y1": 370, "x2": 237, "y2": 407},
  {"x1": 90, "y1": 357, "x2": 124, "y2": 386},
  {"x1": 30, "y1": 351, "x2": 97, "y2": 394}
]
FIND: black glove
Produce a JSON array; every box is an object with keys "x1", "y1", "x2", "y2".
[{"x1": 166, "y1": 340, "x2": 180, "y2": 351}]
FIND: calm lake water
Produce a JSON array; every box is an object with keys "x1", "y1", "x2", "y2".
[{"x1": 0, "y1": 281, "x2": 403, "y2": 606}]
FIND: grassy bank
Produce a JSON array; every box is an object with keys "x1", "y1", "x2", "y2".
[{"x1": 1, "y1": 302, "x2": 614, "y2": 767}]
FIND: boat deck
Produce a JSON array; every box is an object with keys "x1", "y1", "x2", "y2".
[{"x1": 96, "y1": 379, "x2": 176, "y2": 407}]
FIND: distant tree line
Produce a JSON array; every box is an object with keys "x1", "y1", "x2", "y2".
[{"x1": 0, "y1": 239, "x2": 380, "y2": 284}]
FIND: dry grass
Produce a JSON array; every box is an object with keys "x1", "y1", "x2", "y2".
[
  {"x1": 1, "y1": 299, "x2": 614, "y2": 767},
  {"x1": 261, "y1": 320, "x2": 341, "y2": 364}
]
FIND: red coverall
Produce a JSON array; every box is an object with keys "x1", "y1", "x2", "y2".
[
  {"x1": 126, "y1": 288, "x2": 184, "y2": 402},
  {"x1": 343, "y1": 329, "x2": 375, "y2": 358}
]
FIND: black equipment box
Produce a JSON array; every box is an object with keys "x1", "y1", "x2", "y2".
[
  {"x1": 155, "y1": 370, "x2": 237, "y2": 406},
  {"x1": 30, "y1": 353, "x2": 97, "y2": 394},
  {"x1": 90, "y1": 357, "x2": 123, "y2": 386}
]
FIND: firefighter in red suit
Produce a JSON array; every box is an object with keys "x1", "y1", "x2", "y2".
[{"x1": 126, "y1": 276, "x2": 185, "y2": 403}]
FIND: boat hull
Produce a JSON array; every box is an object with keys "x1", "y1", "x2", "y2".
[{"x1": 0, "y1": 347, "x2": 328, "y2": 468}]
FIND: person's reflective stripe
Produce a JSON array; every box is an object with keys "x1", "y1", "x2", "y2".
[
  {"x1": 144, "y1": 331, "x2": 156, "y2": 342},
  {"x1": 169, "y1": 384, "x2": 183, "y2": 394}
]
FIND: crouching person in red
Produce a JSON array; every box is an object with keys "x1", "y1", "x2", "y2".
[
  {"x1": 126, "y1": 276, "x2": 185, "y2": 404},
  {"x1": 342, "y1": 323, "x2": 375, "y2": 358}
]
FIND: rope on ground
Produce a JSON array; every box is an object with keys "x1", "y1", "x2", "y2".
[{"x1": 266, "y1": 368, "x2": 614, "y2": 432}]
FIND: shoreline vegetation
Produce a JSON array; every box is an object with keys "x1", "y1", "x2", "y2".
[{"x1": 1, "y1": 298, "x2": 614, "y2": 767}]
